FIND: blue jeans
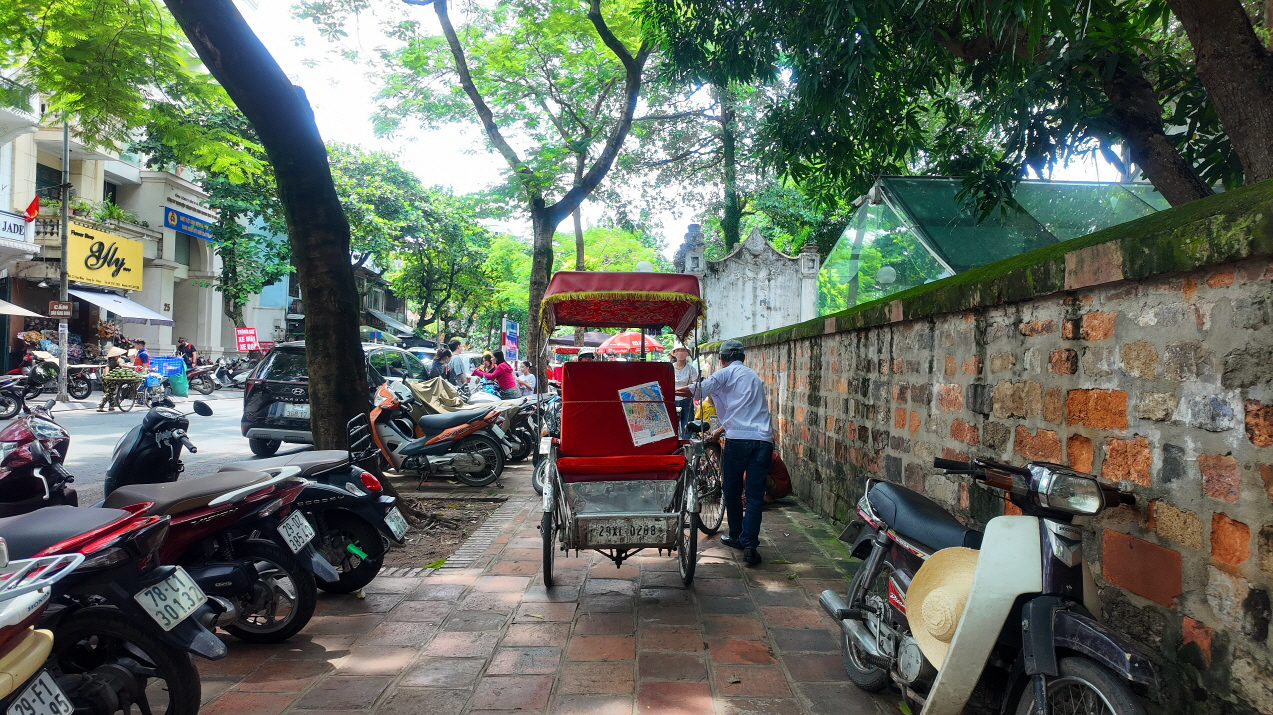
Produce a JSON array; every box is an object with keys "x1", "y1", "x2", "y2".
[
  {"x1": 676, "y1": 397, "x2": 693, "y2": 437},
  {"x1": 721, "y1": 439, "x2": 773, "y2": 548}
]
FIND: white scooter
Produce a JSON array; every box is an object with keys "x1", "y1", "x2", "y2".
[{"x1": 820, "y1": 457, "x2": 1156, "y2": 715}]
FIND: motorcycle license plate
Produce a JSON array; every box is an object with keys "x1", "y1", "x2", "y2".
[
  {"x1": 586, "y1": 518, "x2": 669, "y2": 546},
  {"x1": 384, "y1": 507, "x2": 409, "y2": 541},
  {"x1": 132, "y1": 567, "x2": 206, "y2": 632},
  {"x1": 283, "y1": 403, "x2": 310, "y2": 419},
  {"x1": 7, "y1": 671, "x2": 72, "y2": 715},
  {"x1": 490, "y1": 424, "x2": 506, "y2": 439},
  {"x1": 279, "y1": 510, "x2": 315, "y2": 553}
]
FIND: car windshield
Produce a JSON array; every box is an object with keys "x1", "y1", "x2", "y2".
[{"x1": 257, "y1": 351, "x2": 308, "y2": 382}]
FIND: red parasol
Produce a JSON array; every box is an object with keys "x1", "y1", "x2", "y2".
[
  {"x1": 541, "y1": 271, "x2": 703, "y2": 339},
  {"x1": 595, "y1": 332, "x2": 665, "y2": 355},
  {"x1": 552, "y1": 346, "x2": 582, "y2": 354}
]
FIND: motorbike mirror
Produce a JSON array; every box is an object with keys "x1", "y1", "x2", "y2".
[
  {"x1": 28, "y1": 439, "x2": 52, "y2": 466},
  {"x1": 41, "y1": 399, "x2": 55, "y2": 412},
  {"x1": 192, "y1": 401, "x2": 213, "y2": 417}
]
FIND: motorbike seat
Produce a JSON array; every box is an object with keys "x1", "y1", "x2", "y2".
[
  {"x1": 417, "y1": 408, "x2": 493, "y2": 431},
  {"x1": 867, "y1": 481, "x2": 983, "y2": 552},
  {"x1": 218, "y1": 450, "x2": 351, "y2": 478},
  {"x1": 103, "y1": 470, "x2": 276, "y2": 516},
  {"x1": 0, "y1": 506, "x2": 131, "y2": 559}
]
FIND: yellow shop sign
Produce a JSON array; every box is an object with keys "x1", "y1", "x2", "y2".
[{"x1": 67, "y1": 226, "x2": 144, "y2": 291}]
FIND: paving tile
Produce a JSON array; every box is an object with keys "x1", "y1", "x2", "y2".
[
  {"x1": 199, "y1": 692, "x2": 295, "y2": 715},
  {"x1": 400, "y1": 657, "x2": 485, "y2": 687},
  {"x1": 639, "y1": 625, "x2": 705, "y2": 652},
  {"x1": 237, "y1": 660, "x2": 330, "y2": 692},
  {"x1": 639, "y1": 587, "x2": 694, "y2": 606},
  {"x1": 303, "y1": 614, "x2": 385, "y2": 635},
  {"x1": 443, "y1": 610, "x2": 508, "y2": 631},
  {"x1": 712, "y1": 666, "x2": 793, "y2": 697},
  {"x1": 637, "y1": 652, "x2": 708, "y2": 681},
  {"x1": 641, "y1": 570, "x2": 686, "y2": 588},
  {"x1": 196, "y1": 644, "x2": 274, "y2": 676},
  {"x1": 640, "y1": 605, "x2": 699, "y2": 625},
  {"x1": 522, "y1": 585, "x2": 581, "y2": 602},
  {"x1": 386, "y1": 600, "x2": 454, "y2": 622},
  {"x1": 578, "y1": 594, "x2": 634, "y2": 613},
  {"x1": 697, "y1": 563, "x2": 744, "y2": 579},
  {"x1": 589, "y1": 563, "x2": 639, "y2": 579},
  {"x1": 759, "y1": 606, "x2": 826, "y2": 629},
  {"x1": 423, "y1": 631, "x2": 500, "y2": 658},
  {"x1": 636, "y1": 682, "x2": 713, "y2": 715},
  {"x1": 514, "y1": 602, "x2": 577, "y2": 622},
  {"x1": 331, "y1": 646, "x2": 417, "y2": 675},
  {"x1": 474, "y1": 575, "x2": 532, "y2": 592},
  {"x1": 363, "y1": 577, "x2": 423, "y2": 594},
  {"x1": 639, "y1": 558, "x2": 681, "y2": 572},
  {"x1": 700, "y1": 597, "x2": 757, "y2": 615},
  {"x1": 574, "y1": 612, "x2": 635, "y2": 635},
  {"x1": 770, "y1": 628, "x2": 839, "y2": 653},
  {"x1": 295, "y1": 676, "x2": 392, "y2": 710},
  {"x1": 713, "y1": 698, "x2": 805, "y2": 715},
  {"x1": 469, "y1": 675, "x2": 553, "y2": 710},
  {"x1": 487, "y1": 647, "x2": 561, "y2": 675},
  {"x1": 552, "y1": 694, "x2": 635, "y2": 715},
  {"x1": 316, "y1": 593, "x2": 404, "y2": 614},
  {"x1": 703, "y1": 615, "x2": 767, "y2": 639},
  {"x1": 796, "y1": 682, "x2": 881, "y2": 714},
  {"x1": 708, "y1": 639, "x2": 778, "y2": 665},
  {"x1": 585, "y1": 578, "x2": 639, "y2": 596},
  {"x1": 694, "y1": 579, "x2": 749, "y2": 596},
  {"x1": 460, "y1": 591, "x2": 524, "y2": 612},
  {"x1": 501, "y1": 622, "x2": 571, "y2": 647},
  {"x1": 746, "y1": 573, "x2": 801, "y2": 589},
  {"x1": 356, "y1": 621, "x2": 439, "y2": 646},
  {"x1": 268, "y1": 635, "x2": 356, "y2": 661},
  {"x1": 750, "y1": 589, "x2": 809, "y2": 607},
  {"x1": 487, "y1": 560, "x2": 541, "y2": 575},
  {"x1": 534, "y1": 568, "x2": 587, "y2": 586},
  {"x1": 199, "y1": 677, "x2": 236, "y2": 706},
  {"x1": 376, "y1": 688, "x2": 469, "y2": 715},
  {"x1": 566, "y1": 635, "x2": 636, "y2": 661},
  {"x1": 557, "y1": 661, "x2": 635, "y2": 694},
  {"x1": 405, "y1": 583, "x2": 468, "y2": 601},
  {"x1": 782, "y1": 654, "x2": 850, "y2": 682}
]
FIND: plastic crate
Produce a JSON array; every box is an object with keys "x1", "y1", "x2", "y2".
[
  {"x1": 150, "y1": 356, "x2": 185, "y2": 376},
  {"x1": 144, "y1": 374, "x2": 162, "y2": 388}
]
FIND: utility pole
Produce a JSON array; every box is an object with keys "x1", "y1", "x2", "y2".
[{"x1": 57, "y1": 123, "x2": 69, "y2": 402}]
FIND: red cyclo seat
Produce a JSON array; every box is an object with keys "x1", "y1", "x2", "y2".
[{"x1": 557, "y1": 455, "x2": 686, "y2": 475}]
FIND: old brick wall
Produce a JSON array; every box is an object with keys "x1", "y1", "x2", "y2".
[{"x1": 699, "y1": 184, "x2": 1273, "y2": 714}]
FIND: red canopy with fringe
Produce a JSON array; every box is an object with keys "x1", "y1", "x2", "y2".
[{"x1": 541, "y1": 271, "x2": 703, "y2": 338}]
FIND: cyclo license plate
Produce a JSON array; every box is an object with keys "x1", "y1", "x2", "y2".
[
  {"x1": 384, "y1": 507, "x2": 409, "y2": 541},
  {"x1": 279, "y1": 510, "x2": 316, "y2": 553},
  {"x1": 586, "y1": 518, "x2": 669, "y2": 546},
  {"x1": 132, "y1": 567, "x2": 206, "y2": 632},
  {"x1": 7, "y1": 671, "x2": 72, "y2": 715}
]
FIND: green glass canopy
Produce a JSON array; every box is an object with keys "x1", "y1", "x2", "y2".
[{"x1": 818, "y1": 177, "x2": 1168, "y2": 315}]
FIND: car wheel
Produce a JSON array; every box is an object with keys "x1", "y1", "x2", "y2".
[{"x1": 250, "y1": 438, "x2": 281, "y2": 457}]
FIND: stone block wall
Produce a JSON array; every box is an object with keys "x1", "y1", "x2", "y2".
[{"x1": 701, "y1": 182, "x2": 1273, "y2": 713}]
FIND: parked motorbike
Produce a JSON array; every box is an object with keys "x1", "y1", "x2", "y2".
[
  {"x1": 0, "y1": 399, "x2": 78, "y2": 516},
  {"x1": 0, "y1": 546, "x2": 86, "y2": 715},
  {"x1": 1, "y1": 498, "x2": 226, "y2": 715},
  {"x1": 820, "y1": 457, "x2": 1155, "y2": 715},
  {"x1": 215, "y1": 357, "x2": 256, "y2": 390},
  {"x1": 0, "y1": 375, "x2": 27, "y2": 420},
  {"x1": 185, "y1": 364, "x2": 217, "y2": 395},
  {"x1": 370, "y1": 382, "x2": 514, "y2": 487}
]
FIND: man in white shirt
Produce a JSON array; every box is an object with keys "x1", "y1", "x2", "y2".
[
  {"x1": 676, "y1": 339, "x2": 772, "y2": 566},
  {"x1": 671, "y1": 344, "x2": 699, "y2": 437}
]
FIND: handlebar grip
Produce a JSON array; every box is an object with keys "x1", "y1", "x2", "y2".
[
  {"x1": 180, "y1": 436, "x2": 197, "y2": 454},
  {"x1": 933, "y1": 457, "x2": 970, "y2": 471}
]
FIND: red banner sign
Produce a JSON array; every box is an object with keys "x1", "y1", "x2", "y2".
[
  {"x1": 257, "y1": 341, "x2": 275, "y2": 353},
  {"x1": 235, "y1": 327, "x2": 259, "y2": 352}
]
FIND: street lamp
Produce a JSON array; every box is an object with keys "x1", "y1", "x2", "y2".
[{"x1": 875, "y1": 265, "x2": 897, "y2": 286}]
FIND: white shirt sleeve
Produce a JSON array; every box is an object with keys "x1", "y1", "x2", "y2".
[{"x1": 687, "y1": 366, "x2": 725, "y2": 399}]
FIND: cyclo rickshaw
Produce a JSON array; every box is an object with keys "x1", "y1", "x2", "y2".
[{"x1": 538, "y1": 271, "x2": 710, "y2": 587}]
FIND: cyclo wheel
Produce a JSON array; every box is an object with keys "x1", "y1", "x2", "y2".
[
  {"x1": 117, "y1": 382, "x2": 139, "y2": 412},
  {"x1": 695, "y1": 442, "x2": 725, "y2": 535},
  {"x1": 678, "y1": 505, "x2": 697, "y2": 587},
  {"x1": 540, "y1": 510, "x2": 554, "y2": 588}
]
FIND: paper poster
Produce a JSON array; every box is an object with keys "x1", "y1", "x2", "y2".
[{"x1": 618, "y1": 381, "x2": 675, "y2": 446}]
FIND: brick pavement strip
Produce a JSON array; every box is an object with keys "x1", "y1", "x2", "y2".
[{"x1": 194, "y1": 465, "x2": 896, "y2": 715}]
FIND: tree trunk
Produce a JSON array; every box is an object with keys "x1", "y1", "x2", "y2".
[
  {"x1": 573, "y1": 207, "x2": 586, "y2": 348},
  {"x1": 1100, "y1": 56, "x2": 1214, "y2": 205},
  {"x1": 528, "y1": 206, "x2": 555, "y2": 379},
  {"x1": 1167, "y1": 0, "x2": 1273, "y2": 183},
  {"x1": 164, "y1": 0, "x2": 369, "y2": 450},
  {"x1": 718, "y1": 84, "x2": 742, "y2": 250}
]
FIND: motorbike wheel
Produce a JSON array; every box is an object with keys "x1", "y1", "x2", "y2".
[
  {"x1": 224, "y1": 539, "x2": 318, "y2": 643},
  {"x1": 51, "y1": 605, "x2": 201, "y2": 715},
  {"x1": 68, "y1": 375, "x2": 92, "y2": 400},
  {"x1": 116, "y1": 383, "x2": 141, "y2": 412},
  {"x1": 0, "y1": 393, "x2": 19, "y2": 420},
  {"x1": 23, "y1": 382, "x2": 42, "y2": 400},
  {"x1": 249, "y1": 438, "x2": 282, "y2": 457},
  {"x1": 453, "y1": 434, "x2": 504, "y2": 487},
  {"x1": 316, "y1": 511, "x2": 386, "y2": 594},
  {"x1": 531, "y1": 458, "x2": 549, "y2": 495},
  {"x1": 694, "y1": 443, "x2": 725, "y2": 535},
  {"x1": 189, "y1": 374, "x2": 215, "y2": 395},
  {"x1": 507, "y1": 424, "x2": 534, "y2": 463},
  {"x1": 1014, "y1": 657, "x2": 1147, "y2": 715},
  {"x1": 841, "y1": 562, "x2": 892, "y2": 691}
]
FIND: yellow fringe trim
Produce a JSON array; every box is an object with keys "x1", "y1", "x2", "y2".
[{"x1": 540, "y1": 290, "x2": 705, "y2": 334}]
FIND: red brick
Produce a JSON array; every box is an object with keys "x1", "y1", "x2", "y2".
[
  {"x1": 567, "y1": 635, "x2": 635, "y2": 661},
  {"x1": 894, "y1": 408, "x2": 907, "y2": 429},
  {"x1": 295, "y1": 676, "x2": 391, "y2": 710},
  {"x1": 469, "y1": 675, "x2": 553, "y2": 710},
  {"x1": 558, "y1": 661, "x2": 635, "y2": 694},
  {"x1": 1260, "y1": 464, "x2": 1273, "y2": 500},
  {"x1": 1101, "y1": 529, "x2": 1183, "y2": 607},
  {"x1": 638, "y1": 653, "x2": 708, "y2": 682},
  {"x1": 1004, "y1": 497, "x2": 1023, "y2": 516},
  {"x1": 503, "y1": 622, "x2": 571, "y2": 647},
  {"x1": 708, "y1": 639, "x2": 776, "y2": 665},
  {"x1": 1079, "y1": 312, "x2": 1115, "y2": 340},
  {"x1": 950, "y1": 419, "x2": 979, "y2": 445},
  {"x1": 1180, "y1": 617, "x2": 1212, "y2": 668},
  {"x1": 711, "y1": 666, "x2": 793, "y2": 697},
  {"x1": 1067, "y1": 434, "x2": 1094, "y2": 473},
  {"x1": 757, "y1": 607, "x2": 824, "y2": 629},
  {"x1": 200, "y1": 693, "x2": 295, "y2": 715},
  {"x1": 1048, "y1": 349, "x2": 1078, "y2": 374},
  {"x1": 1182, "y1": 276, "x2": 1198, "y2": 300},
  {"x1": 958, "y1": 482, "x2": 970, "y2": 511},
  {"x1": 1013, "y1": 427, "x2": 1061, "y2": 461},
  {"x1": 1245, "y1": 400, "x2": 1273, "y2": 447},
  {"x1": 1205, "y1": 269, "x2": 1234, "y2": 288},
  {"x1": 942, "y1": 447, "x2": 970, "y2": 463},
  {"x1": 892, "y1": 383, "x2": 909, "y2": 402},
  {"x1": 636, "y1": 682, "x2": 712, "y2": 715},
  {"x1": 238, "y1": 661, "x2": 330, "y2": 692},
  {"x1": 794, "y1": 407, "x2": 805, "y2": 423},
  {"x1": 1066, "y1": 389, "x2": 1129, "y2": 429},
  {"x1": 962, "y1": 356, "x2": 982, "y2": 375},
  {"x1": 1198, "y1": 454, "x2": 1240, "y2": 502},
  {"x1": 1019, "y1": 319, "x2": 1056, "y2": 337},
  {"x1": 1211, "y1": 513, "x2": 1251, "y2": 566},
  {"x1": 908, "y1": 411, "x2": 921, "y2": 433},
  {"x1": 944, "y1": 356, "x2": 956, "y2": 376},
  {"x1": 936, "y1": 384, "x2": 963, "y2": 412},
  {"x1": 1104, "y1": 436, "x2": 1152, "y2": 486},
  {"x1": 1043, "y1": 388, "x2": 1063, "y2": 424},
  {"x1": 893, "y1": 358, "x2": 905, "y2": 374}
]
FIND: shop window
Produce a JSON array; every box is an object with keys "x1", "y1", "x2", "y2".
[
  {"x1": 174, "y1": 233, "x2": 191, "y2": 265},
  {"x1": 36, "y1": 163, "x2": 62, "y2": 200},
  {"x1": 103, "y1": 182, "x2": 118, "y2": 205},
  {"x1": 288, "y1": 274, "x2": 300, "y2": 298}
]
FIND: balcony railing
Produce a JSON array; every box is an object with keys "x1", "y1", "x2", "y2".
[{"x1": 33, "y1": 216, "x2": 162, "y2": 246}]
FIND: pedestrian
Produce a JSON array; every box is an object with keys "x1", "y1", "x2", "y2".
[
  {"x1": 445, "y1": 339, "x2": 469, "y2": 385},
  {"x1": 676, "y1": 339, "x2": 772, "y2": 566},
  {"x1": 515, "y1": 361, "x2": 537, "y2": 396},
  {"x1": 671, "y1": 343, "x2": 698, "y2": 437},
  {"x1": 474, "y1": 350, "x2": 520, "y2": 399},
  {"x1": 578, "y1": 351, "x2": 596, "y2": 362},
  {"x1": 176, "y1": 337, "x2": 197, "y2": 369},
  {"x1": 427, "y1": 347, "x2": 453, "y2": 381},
  {"x1": 96, "y1": 354, "x2": 136, "y2": 412},
  {"x1": 132, "y1": 340, "x2": 150, "y2": 371}
]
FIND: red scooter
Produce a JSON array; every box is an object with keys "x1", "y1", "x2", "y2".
[{"x1": 0, "y1": 399, "x2": 76, "y2": 516}]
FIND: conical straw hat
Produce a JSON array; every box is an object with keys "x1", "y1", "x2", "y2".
[{"x1": 907, "y1": 547, "x2": 979, "y2": 669}]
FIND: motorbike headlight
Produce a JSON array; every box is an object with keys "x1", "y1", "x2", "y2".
[{"x1": 1036, "y1": 466, "x2": 1103, "y2": 515}]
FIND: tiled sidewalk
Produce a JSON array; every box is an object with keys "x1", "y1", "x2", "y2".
[{"x1": 196, "y1": 467, "x2": 898, "y2": 715}]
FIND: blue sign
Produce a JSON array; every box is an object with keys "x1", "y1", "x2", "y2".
[{"x1": 164, "y1": 207, "x2": 214, "y2": 241}]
